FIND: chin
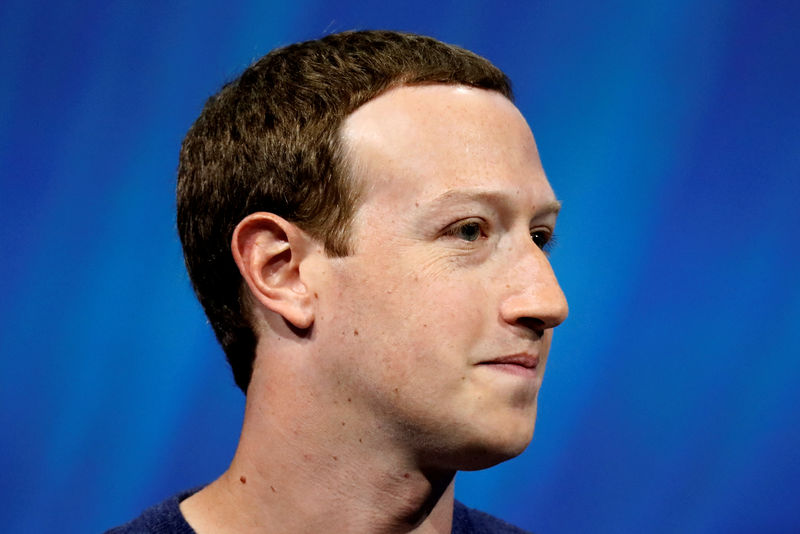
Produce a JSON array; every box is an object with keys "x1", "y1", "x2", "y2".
[
  {"x1": 436, "y1": 420, "x2": 536, "y2": 472},
  {"x1": 460, "y1": 403, "x2": 539, "y2": 470},
  {"x1": 461, "y1": 435, "x2": 533, "y2": 471},
  {"x1": 417, "y1": 400, "x2": 540, "y2": 472}
]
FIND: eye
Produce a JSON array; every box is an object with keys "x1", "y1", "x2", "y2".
[
  {"x1": 444, "y1": 220, "x2": 485, "y2": 242},
  {"x1": 531, "y1": 229, "x2": 557, "y2": 253}
]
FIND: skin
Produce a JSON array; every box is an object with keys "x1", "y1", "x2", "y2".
[{"x1": 181, "y1": 84, "x2": 568, "y2": 534}]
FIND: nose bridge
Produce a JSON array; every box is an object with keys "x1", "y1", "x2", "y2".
[{"x1": 501, "y1": 238, "x2": 568, "y2": 330}]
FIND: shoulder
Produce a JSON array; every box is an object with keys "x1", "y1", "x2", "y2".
[
  {"x1": 104, "y1": 487, "x2": 201, "y2": 534},
  {"x1": 453, "y1": 500, "x2": 533, "y2": 534}
]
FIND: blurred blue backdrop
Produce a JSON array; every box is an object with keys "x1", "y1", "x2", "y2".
[{"x1": 1, "y1": 1, "x2": 798, "y2": 532}]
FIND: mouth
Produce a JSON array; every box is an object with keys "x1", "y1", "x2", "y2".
[{"x1": 477, "y1": 353, "x2": 540, "y2": 377}]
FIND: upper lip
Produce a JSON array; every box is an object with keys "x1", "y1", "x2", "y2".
[{"x1": 479, "y1": 353, "x2": 539, "y2": 368}]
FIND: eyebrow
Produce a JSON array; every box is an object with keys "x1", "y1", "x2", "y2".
[{"x1": 422, "y1": 189, "x2": 562, "y2": 217}]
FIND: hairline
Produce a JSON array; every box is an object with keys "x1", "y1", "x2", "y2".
[{"x1": 331, "y1": 82, "x2": 515, "y2": 255}]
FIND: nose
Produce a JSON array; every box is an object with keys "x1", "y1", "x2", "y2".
[{"x1": 499, "y1": 243, "x2": 568, "y2": 336}]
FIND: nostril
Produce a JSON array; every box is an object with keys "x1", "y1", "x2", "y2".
[{"x1": 516, "y1": 317, "x2": 545, "y2": 338}]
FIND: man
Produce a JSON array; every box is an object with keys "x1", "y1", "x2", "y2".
[{"x1": 109, "y1": 30, "x2": 567, "y2": 533}]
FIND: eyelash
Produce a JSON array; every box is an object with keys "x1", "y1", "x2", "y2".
[{"x1": 443, "y1": 220, "x2": 557, "y2": 253}]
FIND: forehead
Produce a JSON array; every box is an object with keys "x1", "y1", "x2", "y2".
[{"x1": 340, "y1": 85, "x2": 554, "y2": 211}]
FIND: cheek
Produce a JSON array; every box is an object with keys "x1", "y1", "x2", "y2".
[
  {"x1": 378, "y1": 275, "x2": 492, "y2": 371},
  {"x1": 320, "y1": 252, "x2": 494, "y2": 366}
]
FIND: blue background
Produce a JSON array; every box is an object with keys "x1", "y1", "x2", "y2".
[{"x1": 2, "y1": 1, "x2": 798, "y2": 532}]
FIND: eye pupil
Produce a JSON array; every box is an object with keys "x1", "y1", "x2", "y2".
[
  {"x1": 531, "y1": 231, "x2": 549, "y2": 249},
  {"x1": 458, "y1": 223, "x2": 482, "y2": 242}
]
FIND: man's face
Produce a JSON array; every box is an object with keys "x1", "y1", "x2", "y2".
[{"x1": 310, "y1": 85, "x2": 568, "y2": 471}]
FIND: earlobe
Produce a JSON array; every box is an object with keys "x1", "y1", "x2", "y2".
[{"x1": 231, "y1": 213, "x2": 315, "y2": 330}]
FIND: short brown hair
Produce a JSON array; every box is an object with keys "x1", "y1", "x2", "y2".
[{"x1": 177, "y1": 30, "x2": 512, "y2": 392}]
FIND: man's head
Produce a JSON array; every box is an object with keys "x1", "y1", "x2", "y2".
[
  {"x1": 303, "y1": 84, "x2": 568, "y2": 468},
  {"x1": 177, "y1": 30, "x2": 512, "y2": 392}
]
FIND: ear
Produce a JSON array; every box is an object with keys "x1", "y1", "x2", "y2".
[{"x1": 231, "y1": 212, "x2": 315, "y2": 330}]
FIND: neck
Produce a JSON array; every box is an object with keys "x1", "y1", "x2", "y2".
[{"x1": 181, "y1": 356, "x2": 457, "y2": 534}]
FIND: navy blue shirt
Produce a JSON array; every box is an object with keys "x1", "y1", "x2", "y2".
[{"x1": 106, "y1": 488, "x2": 531, "y2": 533}]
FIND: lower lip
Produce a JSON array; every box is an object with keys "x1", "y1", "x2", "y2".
[{"x1": 479, "y1": 363, "x2": 538, "y2": 378}]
